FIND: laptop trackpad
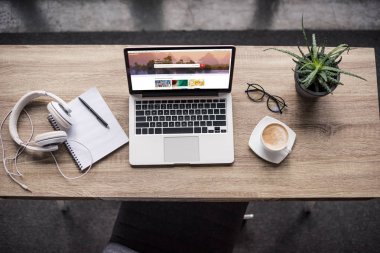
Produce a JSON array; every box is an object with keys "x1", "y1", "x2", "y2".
[{"x1": 164, "y1": 136, "x2": 200, "y2": 163}]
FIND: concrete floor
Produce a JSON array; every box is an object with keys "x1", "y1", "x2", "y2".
[
  {"x1": 1, "y1": 199, "x2": 380, "y2": 253},
  {"x1": 1, "y1": 0, "x2": 380, "y2": 32}
]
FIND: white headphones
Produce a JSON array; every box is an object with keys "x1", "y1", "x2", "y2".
[
  {"x1": 9, "y1": 91, "x2": 73, "y2": 152},
  {"x1": 1, "y1": 90, "x2": 94, "y2": 192}
]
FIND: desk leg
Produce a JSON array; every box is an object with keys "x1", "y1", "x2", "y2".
[
  {"x1": 56, "y1": 200, "x2": 69, "y2": 213},
  {"x1": 243, "y1": 214, "x2": 254, "y2": 220},
  {"x1": 242, "y1": 213, "x2": 254, "y2": 227}
]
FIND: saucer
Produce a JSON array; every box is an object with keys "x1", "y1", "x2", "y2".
[{"x1": 248, "y1": 116, "x2": 296, "y2": 164}]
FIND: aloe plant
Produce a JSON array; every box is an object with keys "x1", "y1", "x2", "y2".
[{"x1": 264, "y1": 17, "x2": 366, "y2": 94}]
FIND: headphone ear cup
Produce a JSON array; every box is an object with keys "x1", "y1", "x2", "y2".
[
  {"x1": 47, "y1": 102, "x2": 72, "y2": 130},
  {"x1": 34, "y1": 131, "x2": 68, "y2": 147}
]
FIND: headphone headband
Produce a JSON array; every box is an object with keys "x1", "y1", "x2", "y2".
[
  {"x1": 8, "y1": 91, "x2": 71, "y2": 151},
  {"x1": 44, "y1": 91, "x2": 71, "y2": 113}
]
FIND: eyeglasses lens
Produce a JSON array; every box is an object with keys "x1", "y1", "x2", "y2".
[
  {"x1": 246, "y1": 84, "x2": 265, "y2": 101},
  {"x1": 267, "y1": 96, "x2": 286, "y2": 113}
]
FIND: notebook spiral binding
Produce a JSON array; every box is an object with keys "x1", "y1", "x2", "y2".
[{"x1": 47, "y1": 114, "x2": 83, "y2": 169}]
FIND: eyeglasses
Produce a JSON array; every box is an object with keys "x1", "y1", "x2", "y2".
[{"x1": 245, "y1": 83, "x2": 287, "y2": 114}]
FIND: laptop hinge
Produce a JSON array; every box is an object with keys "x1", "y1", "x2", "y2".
[{"x1": 142, "y1": 91, "x2": 219, "y2": 98}]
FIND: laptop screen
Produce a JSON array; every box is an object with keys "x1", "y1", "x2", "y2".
[{"x1": 125, "y1": 47, "x2": 234, "y2": 93}]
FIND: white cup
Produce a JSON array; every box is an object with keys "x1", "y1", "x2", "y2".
[{"x1": 260, "y1": 123, "x2": 291, "y2": 153}]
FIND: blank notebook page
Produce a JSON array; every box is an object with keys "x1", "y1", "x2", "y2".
[{"x1": 50, "y1": 87, "x2": 128, "y2": 170}]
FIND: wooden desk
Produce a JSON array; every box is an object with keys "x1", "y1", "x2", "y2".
[{"x1": 0, "y1": 45, "x2": 379, "y2": 200}]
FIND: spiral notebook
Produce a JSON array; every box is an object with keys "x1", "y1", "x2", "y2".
[{"x1": 48, "y1": 87, "x2": 128, "y2": 170}]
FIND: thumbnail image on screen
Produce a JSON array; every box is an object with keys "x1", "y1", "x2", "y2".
[{"x1": 127, "y1": 48, "x2": 233, "y2": 91}]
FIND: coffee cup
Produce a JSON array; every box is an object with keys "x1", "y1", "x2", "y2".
[{"x1": 260, "y1": 123, "x2": 291, "y2": 153}]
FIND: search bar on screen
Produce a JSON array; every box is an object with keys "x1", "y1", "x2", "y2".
[{"x1": 154, "y1": 63, "x2": 201, "y2": 68}]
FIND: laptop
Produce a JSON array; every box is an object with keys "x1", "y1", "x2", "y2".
[{"x1": 124, "y1": 46, "x2": 236, "y2": 165}]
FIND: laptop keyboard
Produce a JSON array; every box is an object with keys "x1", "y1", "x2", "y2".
[{"x1": 135, "y1": 99, "x2": 227, "y2": 135}]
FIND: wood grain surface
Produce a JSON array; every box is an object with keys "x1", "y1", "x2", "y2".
[{"x1": 0, "y1": 45, "x2": 378, "y2": 200}]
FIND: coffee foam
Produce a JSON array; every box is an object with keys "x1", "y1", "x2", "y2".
[{"x1": 262, "y1": 123, "x2": 288, "y2": 150}]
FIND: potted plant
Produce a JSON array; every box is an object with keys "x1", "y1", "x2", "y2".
[{"x1": 265, "y1": 18, "x2": 366, "y2": 98}]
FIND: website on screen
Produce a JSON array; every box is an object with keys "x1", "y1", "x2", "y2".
[{"x1": 128, "y1": 49, "x2": 232, "y2": 91}]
